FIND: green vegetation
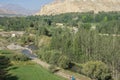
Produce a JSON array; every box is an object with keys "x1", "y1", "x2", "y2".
[
  {"x1": 0, "y1": 50, "x2": 13, "y2": 54},
  {"x1": 10, "y1": 53, "x2": 30, "y2": 61},
  {"x1": 0, "y1": 11, "x2": 120, "y2": 80},
  {"x1": 0, "y1": 52, "x2": 18, "y2": 80},
  {"x1": 81, "y1": 61, "x2": 112, "y2": 80},
  {"x1": 0, "y1": 50, "x2": 30, "y2": 61},
  {"x1": 57, "y1": 55, "x2": 70, "y2": 69},
  {"x1": 0, "y1": 50, "x2": 66, "y2": 80},
  {"x1": 0, "y1": 11, "x2": 120, "y2": 34},
  {"x1": 9, "y1": 62, "x2": 66, "y2": 80}
]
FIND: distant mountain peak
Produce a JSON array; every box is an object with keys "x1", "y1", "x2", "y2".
[
  {"x1": 0, "y1": 3, "x2": 37, "y2": 15},
  {"x1": 36, "y1": 0, "x2": 120, "y2": 15}
]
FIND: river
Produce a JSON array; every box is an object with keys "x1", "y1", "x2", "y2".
[{"x1": 7, "y1": 43, "x2": 38, "y2": 59}]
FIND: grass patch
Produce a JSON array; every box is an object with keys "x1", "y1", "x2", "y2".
[
  {"x1": 0, "y1": 50, "x2": 13, "y2": 54},
  {"x1": 9, "y1": 62, "x2": 66, "y2": 80},
  {"x1": 0, "y1": 50, "x2": 66, "y2": 80}
]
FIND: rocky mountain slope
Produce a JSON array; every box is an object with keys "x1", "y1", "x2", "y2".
[
  {"x1": 36, "y1": 0, "x2": 120, "y2": 15},
  {"x1": 0, "y1": 4, "x2": 37, "y2": 15},
  {"x1": 0, "y1": 4, "x2": 16, "y2": 14}
]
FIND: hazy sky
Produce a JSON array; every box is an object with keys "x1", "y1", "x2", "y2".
[{"x1": 0, "y1": 0, "x2": 54, "y2": 10}]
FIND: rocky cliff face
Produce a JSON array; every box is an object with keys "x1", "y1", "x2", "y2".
[{"x1": 36, "y1": 0, "x2": 120, "y2": 15}]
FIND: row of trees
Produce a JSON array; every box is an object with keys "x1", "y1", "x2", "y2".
[
  {"x1": 47, "y1": 27, "x2": 120, "y2": 80},
  {"x1": 97, "y1": 20, "x2": 120, "y2": 34},
  {"x1": 38, "y1": 49, "x2": 70, "y2": 69},
  {"x1": 0, "y1": 11, "x2": 120, "y2": 34}
]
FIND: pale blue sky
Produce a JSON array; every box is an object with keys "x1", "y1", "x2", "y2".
[{"x1": 0, "y1": 0, "x2": 54, "y2": 10}]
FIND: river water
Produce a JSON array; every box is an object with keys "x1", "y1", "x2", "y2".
[
  {"x1": 21, "y1": 49, "x2": 37, "y2": 59},
  {"x1": 7, "y1": 43, "x2": 38, "y2": 59}
]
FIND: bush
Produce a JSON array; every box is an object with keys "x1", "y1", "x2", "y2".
[
  {"x1": 80, "y1": 23, "x2": 91, "y2": 30},
  {"x1": 48, "y1": 65, "x2": 60, "y2": 73},
  {"x1": 0, "y1": 50, "x2": 13, "y2": 54},
  {"x1": 40, "y1": 50, "x2": 60, "y2": 64},
  {"x1": 58, "y1": 55, "x2": 71, "y2": 69},
  {"x1": 69, "y1": 63, "x2": 82, "y2": 73},
  {"x1": 81, "y1": 61, "x2": 112, "y2": 80},
  {"x1": 49, "y1": 50, "x2": 61, "y2": 65},
  {"x1": 11, "y1": 53, "x2": 30, "y2": 61},
  {"x1": 41, "y1": 50, "x2": 52, "y2": 63},
  {"x1": 40, "y1": 50, "x2": 71, "y2": 69}
]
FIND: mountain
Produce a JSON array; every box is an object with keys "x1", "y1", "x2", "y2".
[
  {"x1": 0, "y1": 4, "x2": 37, "y2": 15},
  {"x1": 0, "y1": 4, "x2": 16, "y2": 14},
  {"x1": 36, "y1": 0, "x2": 120, "y2": 15}
]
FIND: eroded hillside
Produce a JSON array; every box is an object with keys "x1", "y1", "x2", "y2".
[{"x1": 36, "y1": 0, "x2": 120, "y2": 15}]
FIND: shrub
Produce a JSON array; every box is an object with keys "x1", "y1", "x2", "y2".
[
  {"x1": 11, "y1": 53, "x2": 30, "y2": 61},
  {"x1": 41, "y1": 50, "x2": 52, "y2": 63},
  {"x1": 80, "y1": 23, "x2": 91, "y2": 30},
  {"x1": 49, "y1": 50, "x2": 61, "y2": 65},
  {"x1": 40, "y1": 50, "x2": 62, "y2": 65},
  {"x1": 0, "y1": 50, "x2": 12, "y2": 54},
  {"x1": 69, "y1": 63, "x2": 82, "y2": 73},
  {"x1": 58, "y1": 55, "x2": 71, "y2": 69},
  {"x1": 81, "y1": 61, "x2": 112, "y2": 80},
  {"x1": 48, "y1": 65, "x2": 60, "y2": 73}
]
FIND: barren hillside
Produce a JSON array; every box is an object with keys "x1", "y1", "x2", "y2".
[
  {"x1": 36, "y1": 0, "x2": 120, "y2": 15},
  {"x1": 0, "y1": 8, "x2": 16, "y2": 14},
  {"x1": 0, "y1": 4, "x2": 37, "y2": 15}
]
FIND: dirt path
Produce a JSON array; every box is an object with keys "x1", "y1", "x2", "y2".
[
  {"x1": 32, "y1": 58, "x2": 50, "y2": 69},
  {"x1": 32, "y1": 58, "x2": 91, "y2": 80},
  {"x1": 32, "y1": 58, "x2": 73, "y2": 79},
  {"x1": 55, "y1": 71, "x2": 72, "y2": 79}
]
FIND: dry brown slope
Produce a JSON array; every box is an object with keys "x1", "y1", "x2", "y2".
[{"x1": 36, "y1": 0, "x2": 120, "y2": 15}]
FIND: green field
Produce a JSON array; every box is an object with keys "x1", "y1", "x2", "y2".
[{"x1": 9, "y1": 62, "x2": 66, "y2": 80}]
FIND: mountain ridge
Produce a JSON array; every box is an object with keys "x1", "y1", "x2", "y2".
[
  {"x1": 36, "y1": 0, "x2": 120, "y2": 15},
  {"x1": 0, "y1": 4, "x2": 37, "y2": 15}
]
